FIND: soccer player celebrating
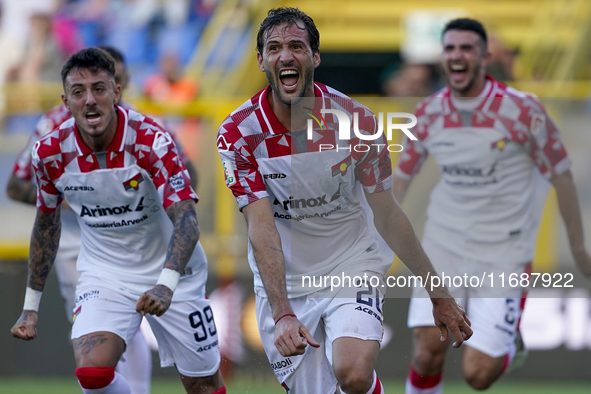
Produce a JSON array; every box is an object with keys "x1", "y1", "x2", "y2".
[
  {"x1": 393, "y1": 18, "x2": 591, "y2": 393},
  {"x1": 10, "y1": 48, "x2": 225, "y2": 394},
  {"x1": 217, "y1": 7, "x2": 471, "y2": 394},
  {"x1": 6, "y1": 46, "x2": 158, "y2": 394}
]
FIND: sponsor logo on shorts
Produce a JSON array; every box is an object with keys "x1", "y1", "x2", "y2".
[
  {"x1": 64, "y1": 186, "x2": 95, "y2": 191},
  {"x1": 76, "y1": 290, "x2": 100, "y2": 305},
  {"x1": 495, "y1": 324, "x2": 514, "y2": 336},
  {"x1": 270, "y1": 358, "x2": 293, "y2": 371},
  {"x1": 354, "y1": 305, "x2": 383, "y2": 324},
  {"x1": 196, "y1": 339, "x2": 219, "y2": 353}
]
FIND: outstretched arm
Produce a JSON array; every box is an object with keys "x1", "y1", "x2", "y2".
[
  {"x1": 11, "y1": 206, "x2": 62, "y2": 340},
  {"x1": 551, "y1": 170, "x2": 591, "y2": 278},
  {"x1": 136, "y1": 199, "x2": 199, "y2": 316},
  {"x1": 242, "y1": 198, "x2": 319, "y2": 356},
  {"x1": 365, "y1": 189, "x2": 472, "y2": 347}
]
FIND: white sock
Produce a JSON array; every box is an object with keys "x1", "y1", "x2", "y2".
[
  {"x1": 116, "y1": 331, "x2": 152, "y2": 394},
  {"x1": 80, "y1": 372, "x2": 131, "y2": 394}
]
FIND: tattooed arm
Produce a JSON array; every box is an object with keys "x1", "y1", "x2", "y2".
[
  {"x1": 11, "y1": 206, "x2": 62, "y2": 340},
  {"x1": 6, "y1": 174, "x2": 37, "y2": 205},
  {"x1": 136, "y1": 199, "x2": 198, "y2": 316}
]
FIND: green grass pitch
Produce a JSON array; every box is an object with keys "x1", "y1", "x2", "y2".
[{"x1": 0, "y1": 377, "x2": 590, "y2": 393}]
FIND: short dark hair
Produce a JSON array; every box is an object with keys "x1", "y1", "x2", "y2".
[
  {"x1": 61, "y1": 47, "x2": 116, "y2": 87},
  {"x1": 98, "y1": 46, "x2": 126, "y2": 66},
  {"x1": 256, "y1": 7, "x2": 320, "y2": 56},
  {"x1": 442, "y1": 18, "x2": 488, "y2": 51}
]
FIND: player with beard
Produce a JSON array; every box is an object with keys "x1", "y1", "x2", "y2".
[
  {"x1": 10, "y1": 47, "x2": 224, "y2": 394},
  {"x1": 6, "y1": 46, "x2": 198, "y2": 394},
  {"x1": 217, "y1": 7, "x2": 472, "y2": 394},
  {"x1": 394, "y1": 18, "x2": 591, "y2": 393}
]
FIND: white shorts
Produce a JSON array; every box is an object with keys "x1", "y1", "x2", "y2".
[
  {"x1": 256, "y1": 289, "x2": 384, "y2": 394},
  {"x1": 408, "y1": 240, "x2": 529, "y2": 358},
  {"x1": 71, "y1": 281, "x2": 220, "y2": 377}
]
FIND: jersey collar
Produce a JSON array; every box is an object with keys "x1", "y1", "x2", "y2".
[
  {"x1": 259, "y1": 83, "x2": 324, "y2": 134},
  {"x1": 74, "y1": 105, "x2": 128, "y2": 155},
  {"x1": 443, "y1": 75, "x2": 498, "y2": 98}
]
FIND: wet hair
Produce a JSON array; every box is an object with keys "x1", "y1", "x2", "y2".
[
  {"x1": 442, "y1": 18, "x2": 488, "y2": 51},
  {"x1": 256, "y1": 7, "x2": 320, "y2": 57},
  {"x1": 98, "y1": 46, "x2": 126, "y2": 66},
  {"x1": 61, "y1": 47, "x2": 116, "y2": 87}
]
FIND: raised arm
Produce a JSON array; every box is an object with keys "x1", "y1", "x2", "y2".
[
  {"x1": 136, "y1": 199, "x2": 199, "y2": 316},
  {"x1": 551, "y1": 170, "x2": 591, "y2": 278},
  {"x1": 365, "y1": 189, "x2": 472, "y2": 347},
  {"x1": 11, "y1": 206, "x2": 62, "y2": 340},
  {"x1": 242, "y1": 198, "x2": 319, "y2": 356}
]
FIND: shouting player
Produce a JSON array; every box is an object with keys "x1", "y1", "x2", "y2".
[
  {"x1": 394, "y1": 18, "x2": 591, "y2": 393},
  {"x1": 10, "y1": 48, "x2": 224, "y2": 394},
  {"x1": 217, "y1": 7, "x2": 472, "y2": 394},
  {"x1": 6, "y1": 46, "x2": 158, "y2": 394}
]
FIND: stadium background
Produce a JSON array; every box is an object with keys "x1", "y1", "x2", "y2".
[{"x1": 1, "y1": 0, "x2": 591, "y2": 391}]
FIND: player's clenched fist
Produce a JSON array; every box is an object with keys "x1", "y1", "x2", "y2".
[
  {"x1": 136, "y1": 284, "x2": 173, "y2": 316},
  {"x1": 11, "y1": 310, "x2": 39, "y2": 340},
  {"x1": 274, "y1": 315, "x2": 320, "y2": 357}
]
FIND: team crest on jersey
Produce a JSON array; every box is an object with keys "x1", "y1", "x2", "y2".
[
  {"x1": 332, "y1": 155, "x2": 352, "y2": 177},
  {"x1": 123, "y1": 173, "x2": 144, "y2": 191},
  {"x1": 491, "y1": 138, "x2": 510, "y2": 151}
]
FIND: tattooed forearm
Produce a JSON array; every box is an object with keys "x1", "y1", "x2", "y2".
[
  {"x1": 74, "y1": 334, "x2": 109, "y2": 355},
  {"x1": 164, "y1": 200, "x2": 198, "y2": 273},
  {"x1": 23, "y1": 184, "x2": 37, "y2": 205},
  {"x1": 27, "y1": 207, "x2": 61, "y2": 291},
  {"x1": 6, "y1": 174, "x2": 37, "y2": 205}
]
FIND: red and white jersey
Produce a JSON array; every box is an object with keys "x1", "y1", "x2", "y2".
[
  {"x1": 217, "y1": 83, "x2": 393, "y2": 298},
  {"x1": 32, "y1": 106, "x2": 207, "y2": 298},
  {"x1": 13, "y1": 104, "x2": 72, "y2": 181},
  {"x1": 13, "y1": 102, "x2": 189, "y2": 182},
  {"x1": 395, "y1": 76, "x2": 571, "y2": 264}
]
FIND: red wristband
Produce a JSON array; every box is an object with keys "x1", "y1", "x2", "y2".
[{"x1": 274, "y1": 314, "x2": 296, "y2": 325}]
